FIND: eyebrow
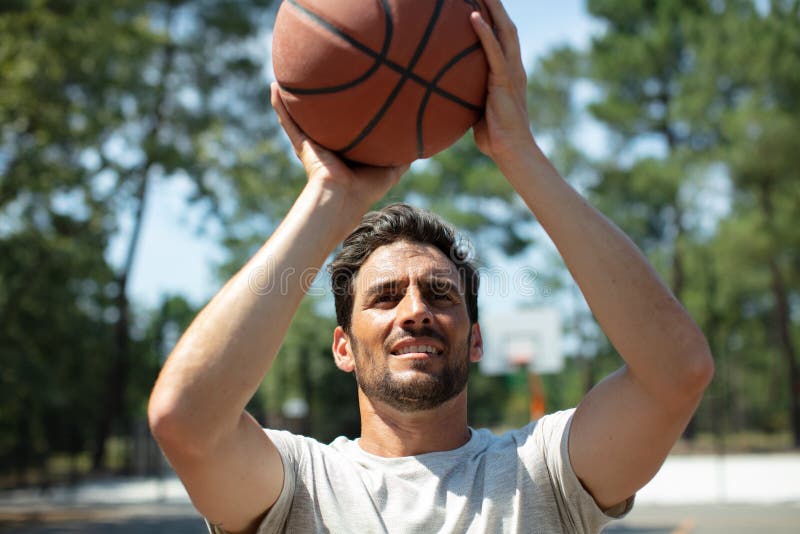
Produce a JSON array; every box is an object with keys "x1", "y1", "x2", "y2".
[
  {"x1": 363, "y1": 280, "x2": 404, "y2": 299},
  {"x1": 363, "y1": 276, "x2": 462, "y2": 299},
  {"x1": 423, "y1": 277, "x2": 459, "y2": 294}
]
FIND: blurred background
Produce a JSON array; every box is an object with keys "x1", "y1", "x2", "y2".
[{"x1": 1, "y1": 0, "x2": 799, "y2": 532}]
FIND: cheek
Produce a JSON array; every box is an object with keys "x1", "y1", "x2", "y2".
[
  {"x1": 351, "y1": 311, "x2": 393, "y2": 343},
  {"x1": 441, "y1": 307, "x2": 470, "y2": 329},
  {"x1": 373, "y1": 308, "x2": 398, "y2": 326}
]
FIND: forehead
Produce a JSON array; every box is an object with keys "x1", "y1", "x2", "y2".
[{"x1": 354, "y1": 240, "x2": 461, "y2": 290}]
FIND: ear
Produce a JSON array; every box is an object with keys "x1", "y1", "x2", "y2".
[
  {"x1": 332, "y1": 326, "x2": 356, "y2": 373},
  {"x1": 469, "y1": 322, "x2": 483, "y2": 363}
]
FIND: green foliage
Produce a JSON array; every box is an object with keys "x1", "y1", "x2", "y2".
[
  {"x1": 0, "y1": 218, "x2": 115, "y2": 476},
  {"x1": 530, "y1": 0, "x2": 800, "y2": 445},
  {"x1": 0, "y1": 0, "x2": 280, "y2": 478},
  {"x1": 258, "y1": 297, "x2": 360, "y2": 442},
  {"x1": 131, "y1": 294, "x2": 200, "y2": 414},
  {"x1": 389, "y1": 135, "x2": 533, "y2": 257},
  {"x1": 467, "y1": 367, "x2": 512, "y2": 429}
]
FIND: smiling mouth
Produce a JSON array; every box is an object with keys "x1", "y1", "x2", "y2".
[{"x1": 391, "y1": 344, "x2": 444, "y2": 358}]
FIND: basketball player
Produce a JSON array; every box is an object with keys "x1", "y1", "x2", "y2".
[{"x1": 148, "y1": 1, "x2": 714, "y2": 532}]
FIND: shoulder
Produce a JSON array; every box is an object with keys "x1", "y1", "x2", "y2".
[
  {"x1": 503, "y1": 410, "x2": 634, "y2": 530},
  {"x1": 263, "y1": 428, "x2": 358, "y2": 467},
  {"x1": 454, "y1": 412, "x2": 575, "y2": 479},
  {"x1": 490, "y1": 409, "x2": 580, "y2": 490},
  {"x1": 459, "y1": 409, "x2": 576, "y2": 464},
  {"x1": 534, "y1": 408, "x2": 577, "y2": 444},
  {"x1": 249, "y1": 430, "x2": 362, "y2": 532},
  {"x1": 494, "y1": 408, "x2": 576, "y2": 451}
]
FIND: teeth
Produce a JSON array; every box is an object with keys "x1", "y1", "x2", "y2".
[{"x1": 396, "y1": 345, "x2": 437, "y2": 355}]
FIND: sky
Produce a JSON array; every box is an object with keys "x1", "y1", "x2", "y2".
[{"x1": 112, "y1": 0, "x2": 601, "y2": 311}]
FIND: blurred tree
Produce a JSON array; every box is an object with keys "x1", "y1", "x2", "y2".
[
  {"x1": 274, "y1": 298, "x2": 361, "y2": 441},
  {"x1": 583, "y1": 2, "x2": 717, "y2": 440},
  {"x1": 525, "y1": 0, "x2": 800, "y2": 447},
  {"x1": 0, "y1": 219, "x2": 115, "y2": 485},
  {"x1": 0, "y1": 0, "x2": 281, "y2": 475},
  {"x1": 392, "y1": 137, "x2": 532, "y2": 257},
  {"x1": 133, "y1": 295, "x2": 199, "y2": 416},
  {"x1": 685, "y1": 0, "x2": 800, "y2": 445},
  {"x1": 585, "y1": 0, "x2": 720, "y2": 304}
]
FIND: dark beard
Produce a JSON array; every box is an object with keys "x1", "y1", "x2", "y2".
[{"x1": 351, "y1": 328, "x2": 471, "y2": 412}]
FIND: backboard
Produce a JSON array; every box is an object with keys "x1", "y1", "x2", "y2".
[{"x1": 479, "y1": 307, "x2": 563, "y2": 375}]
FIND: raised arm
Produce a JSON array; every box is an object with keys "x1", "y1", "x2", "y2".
[
  {"x1": 147, "y1": 84, "x2": 407, "y2": 533},
  {"x1": 471, "y1": 0, "x2": 713, "y2": 510}
]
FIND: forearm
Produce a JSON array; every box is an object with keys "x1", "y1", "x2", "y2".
[
  {"x1": 149, "y1": 181, "x2": 359, "y2": 449},
  {"x1": 501, "y1": 143, "x2": 713, "y2": 402}
]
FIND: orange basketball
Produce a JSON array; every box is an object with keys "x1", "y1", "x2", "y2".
[{"x1": 272, "y1": 0, "x2": 491, "y2": 166}]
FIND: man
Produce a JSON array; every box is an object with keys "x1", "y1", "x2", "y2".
[{"x1": 148, "y1": 1, "x2": 714, "y2": 532}]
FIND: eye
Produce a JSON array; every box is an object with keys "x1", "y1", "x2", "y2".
[
  {"x1": 424, "y1": 288, "x2": 456, "y2": 304},
  {"x1": 374, "y1": 293, "x2": 401, "y2": 304}
]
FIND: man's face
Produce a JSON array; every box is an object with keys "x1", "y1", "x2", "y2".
[{"x1": 333, "y1": 240, "x2": 482, "y2": 412}]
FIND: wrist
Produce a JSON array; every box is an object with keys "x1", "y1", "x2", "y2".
[
  {"x1": 296, "y1": 179, "x2": 368, "y2": 241},
  {"x1": 494, "y1": 137, "x2": 549, "y2": 180}
]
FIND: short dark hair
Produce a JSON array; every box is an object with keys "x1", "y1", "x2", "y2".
[{"x1": 329, "y1": 203, "x2": 479, "y2": 332}]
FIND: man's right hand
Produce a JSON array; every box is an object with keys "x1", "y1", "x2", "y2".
[{"x1": 271, "y1": 82, "x2": 409, "y2": 214}]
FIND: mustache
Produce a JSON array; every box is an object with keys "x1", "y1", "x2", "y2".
[{"x1": 385, "y1": 325, "x2": 448, "y2": 350}]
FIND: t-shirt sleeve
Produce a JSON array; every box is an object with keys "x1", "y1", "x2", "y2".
[
  {"x1": 532, "y1": 409, "x2": 635, "y2": 533},
  {"x1": 203, "y1": 428, "x2": 299, "y2": 534}
]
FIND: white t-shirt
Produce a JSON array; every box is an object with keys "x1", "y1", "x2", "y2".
[{"x1": 207, "y1": 409, "x2": 633, "y2": 533}]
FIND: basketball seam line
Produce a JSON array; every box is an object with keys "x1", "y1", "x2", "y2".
[
  {"x1": 339, "y1": 0, "x2": 445, "y2": 156},
  {"x1": 283, "y1": 1, "x2": 482, "y2": 112},
  {"x1": 282, "y1": 0, "x2": 483, "y2": 156},
  {"x1": 417, "y1": 42, "x2": 483, "y2": 158},
  {"x1": 282, "y1": 57, "x2": 482, "y2": 112},
  {"x1": 281, "y1": 0, "x2": 393, "y2": 96}
]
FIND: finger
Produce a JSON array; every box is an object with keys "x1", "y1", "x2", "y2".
[
  {"x1": 480, "y1": 0, "x2": 527, "y2": 92},
  {"x1": 481, "y1": 0, "x2": 522, "y2": 61},
  {"x1": 480, "y1": 0, "x2": 521, "y2": 55},
  {"x1": 470, "y1": 11, "x2": 512, "y2": 86},
  {"x1": 270, "y1": 82, "x2": 308, "y2": 155}
]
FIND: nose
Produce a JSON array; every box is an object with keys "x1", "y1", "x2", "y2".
[{"x1": 396, "y1": 287, "x2": 432, "y2": 326}]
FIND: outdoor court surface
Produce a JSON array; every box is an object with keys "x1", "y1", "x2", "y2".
[{"x1": 2, "y1": 503, "x2": 799, "y2": 533}]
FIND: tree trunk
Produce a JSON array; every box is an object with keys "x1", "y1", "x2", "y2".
[
  {"x1": 701, "y1": 250, "x2": 727, "y2": 453},
  {"x1": 90, "y1": 17, "x2": 176, "y2": 470},
  {"x1": 14, "y1": 399, "x2": 32, "y2": 487},
  {"x1": 769, "y1": 260, "x2": 800, "y2": 447},
  {"x1": 91, "y1": 175, "x2": 148, "y2": 471},
  {"x1": 758, "y1": 181, "x2": 800, "y2": 448}
]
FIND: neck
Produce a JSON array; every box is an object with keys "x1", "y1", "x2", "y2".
[{"x1": 356, "y1": 388, "x2": 471, "y2": 457}]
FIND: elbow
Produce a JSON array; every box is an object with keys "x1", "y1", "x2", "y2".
[
  {"x1": 679, "y1": 337, "x2": 715, "y2": 400},
  {"x1": 148, "y1": 382, "x2": 232, "y2": 460},
  {"x1": 644, "y1": 338, "x2": 714, "y2": 416},
  {"x1": 147, "y1": 386, "x2": 201, "y2": 458},
  {"x1": 147, "y1": 387, "x2": 179, "y2": 449}
]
